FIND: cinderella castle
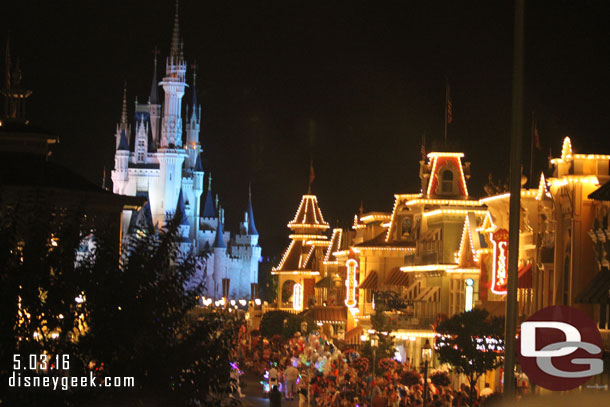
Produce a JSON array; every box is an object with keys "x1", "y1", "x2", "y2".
[{"x1": 110, "y1": 2, "x2": 261, "y2": 300}]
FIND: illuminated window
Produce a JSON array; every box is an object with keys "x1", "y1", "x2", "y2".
[{"x1": 441, "y1": 170, "x2": 454, "y2": 193}]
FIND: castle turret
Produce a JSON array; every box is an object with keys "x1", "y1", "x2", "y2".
[
  {"x1": 148, "y1": 51, "x2": 161, "y2": 148},
  {"x1": 134, "y1": 115, "x2": 149, "y2": 163},
  {"x1": 111, "y1": 129, "x2": 130, "y2": 194},
  {"x1": 159, "y1": 0, "x2": 187, "y2": 148},
  {"x1": 115, "y1": 84, "x2": 131, "y2": 149}
]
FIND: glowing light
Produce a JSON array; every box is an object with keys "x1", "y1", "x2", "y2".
[
  {"x1": 465, "y1": 278, "x2": 474, "y2": 311},
  {"x1": 230, "y1": 300, "x2": 236, "y2": 306},
  {"x1": 549, "y1": 175, "x2": 599, "y2": 187},
  {"x1": 490, "y1": 229, "x2": 509, "y2": 295},
  {"x1": 561, "y1": 137, "x2": 572, "y2": 161},
  {"x1": 360, "y1": 214, "x2": 391, "y2": 222},
  {"x1": 292, "y1": 283, "x2": 303, "y2": 311},
  {"x1": 423, "y1": 209, "x2": 487, "y2": 218},
  {"x1": 536, "y1": 173, "x2": 551, "y2": 200},
  {"x1": 406, "y1": 198, "x2": 482, "y2": 207},
  {"x1": 448, "y1": 268, "x2": 480, "y2": 274},
  {"x1": 353, "y1": 246, "x2": 415, "y2": 252},
  {"x1": 400, "y1": 264, "x2": 458, "y2": 272},
  {"x1": 289, "y1": 234, "x2": 328, "y2": 240},
  {"x1": 391, "y1": 331, "x2": 438, "y2": 339},
  {"x1": 345, "y1": 259, "x2": 358, "y2": 308},
  {"x1": 254, "y1": 298, "x2": 262, "y2": 306},
  {"x1": 271, "y1": 270, "x2": 320, "y2": 275},
  {"x1": 288, "y1": 195, "x2": 329, "y2": 229},
  {"x1": 427, "y1": 152, "x2": 465, "y2": 158},
  {"x1": 324, "y1": 229, "x2": 343, "y2": 264}
]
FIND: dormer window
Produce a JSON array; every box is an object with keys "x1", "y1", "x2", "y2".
[{"x1": 441, "y1": 169, "x2": 454, "y2": 193}]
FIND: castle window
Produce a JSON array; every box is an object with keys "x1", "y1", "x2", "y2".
[{"x1": 441, "y1": 170, "x2": 454, "y2": 193}]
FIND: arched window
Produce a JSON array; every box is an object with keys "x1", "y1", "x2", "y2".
[{"x1": 441, "y1": 170, "x2": 454, "y2": 193}]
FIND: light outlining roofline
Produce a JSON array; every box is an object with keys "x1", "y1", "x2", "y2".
[{"x1": 400, "y1": 264, "x2": 458, "y2": 272}]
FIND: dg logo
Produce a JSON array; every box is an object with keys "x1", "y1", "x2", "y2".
[{"x1": 518, "y1": 305, "x2": 604, "y2": 391}]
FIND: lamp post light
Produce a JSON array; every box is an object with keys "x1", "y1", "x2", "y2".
[
  {"x1": 370, "y1": 333, "x2": 379, "y2": 380},
  {"x1": 421, "y1": 339, "x2": 432, "y2": 407}
]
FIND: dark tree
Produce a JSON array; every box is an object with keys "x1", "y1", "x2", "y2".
[
  {"x1": 360, "y1": 305, "x2": 395, "y2": 375},
  {"x1": 435, "y1": 309, "x2": 504, "y2": 402},
  {"x1": 260, "y1": 310, "x2": 314, "y2": 339}
]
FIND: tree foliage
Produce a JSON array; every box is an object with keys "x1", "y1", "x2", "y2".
[
  {"x1": 435, "y1": 309, "x2": 504, "y2": 400},
  {"x1": 260, "y1": 310, "x2": 314, "y2": 339},
  {"x1": 0, "y1": 196, "x2": 236, "y2": 406},
  {"x1": 360, "y1": 305, "x2": 395, "y2": 375}
]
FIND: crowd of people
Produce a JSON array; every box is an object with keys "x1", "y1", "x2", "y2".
[{"x1": 240, "y1": 331, "x2": 502, "y2": 407}]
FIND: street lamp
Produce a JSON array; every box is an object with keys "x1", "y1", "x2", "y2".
[
  {"x1": 421, "y1": 339, "x2": 432, "y2": 406},
  {"x1": 370, "y1": 333, "x2": 379, "y2": 380},
  {"x1": 300, "y1": 320, "x2": 308, "y2": 334}
]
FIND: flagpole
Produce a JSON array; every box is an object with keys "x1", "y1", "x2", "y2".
[
  {"x1": 444, "y1": 80, "x2": 449, "y2": 148},
  {"x1": 529, "y1": 112, "x2": 535, "y2": 186},
  {"x1": 504, "y1": 0, "x2": 524, "y2": 400}
]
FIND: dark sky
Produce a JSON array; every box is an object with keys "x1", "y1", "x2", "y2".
[{"x1": 2, "y1": 0, "x2": 609, "y2": 258}]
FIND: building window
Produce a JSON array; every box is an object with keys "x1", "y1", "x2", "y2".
[{"x1": 441, "y1": 170, "x2": 453, "y2": 193}]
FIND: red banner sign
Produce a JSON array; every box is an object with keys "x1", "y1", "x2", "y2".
[{"x1": 490, "y1": 229, "x2": 509, "y2": 295}]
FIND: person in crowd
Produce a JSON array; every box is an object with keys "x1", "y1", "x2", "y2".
[
  {"x1": 479, "y1": 383, "x2": 493, "y2": 398},
  {"x1": 270, "y1": 385, "x2": 282, "y2": 407},
  {"x1": 284, "y1": 364, "x2": 300, "y2": 400}
]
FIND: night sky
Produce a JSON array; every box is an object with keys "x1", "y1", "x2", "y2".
[{"x1": 2, "y1": 0, "x2": 609, "y2": 258}]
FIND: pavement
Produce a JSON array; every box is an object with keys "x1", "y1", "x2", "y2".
[{"x1": 240, "y1": 372, "x2": 299, "y2": 407}]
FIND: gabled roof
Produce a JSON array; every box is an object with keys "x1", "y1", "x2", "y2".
[
  {"x1": 425, "y1": 152, "x2": 469, "y2": 197},
  {"x1": 456, "y1": 212, "x2": 487, "y2": 268},
  {"x1": 323, "y1": 228, "x2": 343, "y2": 264},
  {"x1": 288, "y1": 194, "x2": 329, "y2": 231}
]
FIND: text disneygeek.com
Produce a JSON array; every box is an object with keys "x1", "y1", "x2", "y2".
[{"x1": 9, "y1": 372, "x2": 135, "y2": 391}]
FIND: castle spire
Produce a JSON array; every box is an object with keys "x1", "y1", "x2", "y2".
[
  {"x1": 248, "y1": 184, "x2": 258, "y2": 235},
  {"x1": 120, "y1": 82, "x2": 128, "y2": 126},
  {"x1": 191, "y1": 62, "x2": 198, "y2": 119},
  {"x1": 169, "y1": 0, "x2": 181, "y2": 60},
  {"x1": 149, "y1": 48, "x2": 160, "y2": 104},
  {"x1": 213, "y1": 207, "x2": 226, "y2": 248}
]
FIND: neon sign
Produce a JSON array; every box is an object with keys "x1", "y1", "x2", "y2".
[
  {"x1": 345, "y1": 259, "x2": 358, "y2": 308},
  {"x1": 293, "y1": 283, "x2": 303, "y2": 311},
  {"x1": 490, "y1": 229, "x2": 509, "y2": 295}
]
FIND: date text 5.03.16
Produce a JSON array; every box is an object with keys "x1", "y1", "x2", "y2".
[{"x1": 13, "y1": 354, "x2": 70, "y2": 371}]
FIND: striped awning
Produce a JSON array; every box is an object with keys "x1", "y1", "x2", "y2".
[
  {"x1": 360, "y1": 271, "x2": 378, "y2": 289},
  {"x1": 384, "y1": 268, "x2": 410, "y2": 286}
]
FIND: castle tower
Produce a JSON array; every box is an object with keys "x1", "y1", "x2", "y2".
[
  {"x1": 134, "y1": 115, "x2": 149, "y2": 163},
  {"x1": 213, "y1": 206, "x2": 227, "y2": 299},
  {"x1": 159, "y1": 0, "x2": 187, "y2": 148},
  {"x1": 185, "y1": 65, "x2": 202, "y2": 169},
  {"x1": 114, "y1": 84, "x2": 131, "y2": 150},
  {"x1": 148, "y1": 52, "x2": 161, "y2": 148},
  {"x1": 112, "y1": 130, "x2": 130, "y2": 194}
]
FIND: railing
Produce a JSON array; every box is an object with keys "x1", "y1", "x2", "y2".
[{"x1": 261, "y1": 304, "x2": 299, "y2": 315}]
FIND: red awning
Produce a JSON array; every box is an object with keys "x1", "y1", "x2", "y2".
[
  {"x1": 384, "y1": 268, "x2": 410, "y2": 286},
  {"x1": 360, "y1": 271, "x2": 378, "y2": 290},
  {"x1": 518, "y1": 263, "x2": 532, "y2": 288}
]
